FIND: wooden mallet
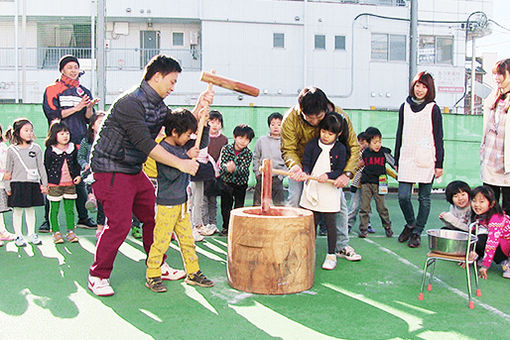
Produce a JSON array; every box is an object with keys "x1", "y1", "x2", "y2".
[
  {"x1": 259, "y1": 159, "x2": 336, "y2": 214},
  {"x1": 200, "y1": 71, "x2": 260, "y2": 97}
]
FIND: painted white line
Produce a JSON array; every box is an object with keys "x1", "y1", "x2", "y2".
[
  {"x1": 417, "y1": 330, "x2": 475, "y2": 340},
  {"x1": 23, "y1": 244, "x2": 34, "y2": 257},
  {"x1": 364, "y1": 238, "x2": 510, "y2": 321},
  {"x1": 139, "y1": 308, "x2": 163, "y2": 322},
  {"x1": 211, "y1": 238, "x2": 228, "y2": 247},
  {"x1": 229, "y1": 301, "x2": 340, "y2": 340},
  {"x1": 180, "y1": 282, "x2": 218, "y2": 315},
  {"x1": 195, "y1": 244, "x2": 227, "y2": 263},
  {"x1": 393, "y1": 301, "x2": 435, "y2": 315},
  {"x1": 78, "y1": 237, "x2": 96, "y2": 255},
  {"x1": 119, "y1": 242, "x2": 146, "y2": 262},
  {"x1": 64, "y1": 246, "x2": 72, "y2": 254},
  {"x1": 323, "y1": 283, "x2": 423, "y2": 333},
  {"x1": 203, "y1": 241, "x2": 228, "y2": 255},
  {"x1": 38, "y1": 241, "x2": 66, "y2": 265},
  {"x1": 0, "y1": 284, "x2": 153, "y2": 339},
  {"x1": 5, "y1": 241, "x2": 18, "y2": 253}
]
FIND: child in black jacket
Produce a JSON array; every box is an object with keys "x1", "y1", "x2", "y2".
[
  {"x1": 44, "y1": 121, "x2": 81, "y2": 244},
  {"x1": 358, "y1": 127, "x2": 393, "y2": 238}
]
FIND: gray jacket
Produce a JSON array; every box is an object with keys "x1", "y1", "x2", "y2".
[
  {"x1": 91, "y1": 81, "x2": 168, "y2": 174},
  {"x1": 253, "y1": 134, "x2": 287, "y2": 177}
]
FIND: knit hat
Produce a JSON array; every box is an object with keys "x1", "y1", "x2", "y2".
[{"x1": 58, "y1": 55, "x2": 79, "y2": 71}]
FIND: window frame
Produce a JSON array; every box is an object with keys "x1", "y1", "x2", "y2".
[
  {"x1": 172, "y1": 32, "x2": 185, "y2": 47},
  {"x1": 273, "y1": 32, "x2": 285, "y2": 49}
]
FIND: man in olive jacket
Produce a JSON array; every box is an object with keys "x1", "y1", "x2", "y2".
[{"x1": 281, "y1": 86, "x2": 362, "y2": 261}]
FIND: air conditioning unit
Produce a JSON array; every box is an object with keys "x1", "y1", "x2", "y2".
[
  {"x1": 190, "y1": 32, "x2": 199, "y2": 45},
  {"x1": 114, "y1": 22, "x2": 129, "y2": 35}
]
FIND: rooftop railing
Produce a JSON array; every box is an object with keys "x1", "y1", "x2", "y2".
[{"x1": 0, "y1": 47, "x2": 202, "y2": 71}]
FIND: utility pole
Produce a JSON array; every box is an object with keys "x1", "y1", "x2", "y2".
[
  {"x1": 409, "y1": 0, "x2": 418, "y2": 86},
  {"x1": 97, "y1": 0, "x2": 105, "y2": 110}
]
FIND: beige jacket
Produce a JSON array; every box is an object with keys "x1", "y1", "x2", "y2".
[
  {"x1": 281, "y1": 104, "x2": 360, "y2": 174},
  {"x1": 483, "y1": 90, "x2": 510, "y2": 173}
]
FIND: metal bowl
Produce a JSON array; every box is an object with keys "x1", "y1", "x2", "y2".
[{"x1": 426, "y1": 229, "x2": 478, "y2": 256}]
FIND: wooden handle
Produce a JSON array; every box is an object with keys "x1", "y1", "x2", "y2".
[
  {"x1": 200, "y1": 71, "x2": 260, "y2": 97},
  {"x1": 268, "y1": 168, "x2": 336, "y2": 185}
]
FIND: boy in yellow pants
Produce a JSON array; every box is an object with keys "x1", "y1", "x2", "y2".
[{"x1": 145, "y1": 108, "x2": 214, "y2": 292}]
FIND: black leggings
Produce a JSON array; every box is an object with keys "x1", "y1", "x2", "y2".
[
  {"x1": 483, "y1": 183, "x2": 510, "y2": 215},
  {"x1": 313, "y1": 212, "x2": 337, "y2": 254},
  {"x1": 475, "y1": 233, "x2": 508, "y2": 265}
]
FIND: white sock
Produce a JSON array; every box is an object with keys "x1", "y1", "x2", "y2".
[
  {"x1": 12, "y1": 207, "x2": 23, "y2": 237},
  {"x1": 25, "y1": 207, "x2": 36, "y2": 236}
]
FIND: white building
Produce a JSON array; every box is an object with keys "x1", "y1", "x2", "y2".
[{"x1": 0, "y1": 0, "x2": 493, "y2": 111}]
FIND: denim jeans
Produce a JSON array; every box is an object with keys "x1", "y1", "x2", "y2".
[
  {"x1": 289, "y1": 178, "x2": 349, "y2": 252},
  {"x1": 398, "y1": 182, "x2": 432, "y2": 235},
  {"x1": 347, "y1": 189, "x2": 361, "y2": 230}
]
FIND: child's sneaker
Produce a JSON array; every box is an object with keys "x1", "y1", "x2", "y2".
[
  {"x1": 27, "y1": 234, "x2": 42, "y2": 245},
  {"x1": 218, "y1": 229, "x2": 228, "y2": 237},
  {"x1": 161, "y1": 262, "x2": 186, "y2": 281},
  {"x1": 88, "y1": 275, "x2": 114, "y2": 296},
  {"x1": 15, "y1": 236, "x2": 26, "y2": 247},
  {"x1": 336, "y1": 245, "x2": 362, "y2": 261},
  {"x1": 65, "y1": 230, "x2": 79, "y2": 243},
  {"x1": 0, "y1": 230, "x2": 16, "y2": 241},
  {"x1": 0, "y1": 240, "x2": 3, "y2": 247},
  {"x1": 398, "y1": 224, "x2": 413, "y2": 243},
  {"x1": 131, "y1": 225, "x2": 142, "y2": 239},
  {"x1": 501, "y1": 259, "x2": 510, "y2": 279},
  {"x1": 385, "y1": 227, "x2": 394, "y2": 238},
  {"x1": 85, "y1": 196, "x2": 97, "y2": 211},
  {"x1": 367, "y1": 225, "x2": 376, "y2": 233},
  {"x1": 199, "y1": 224, "x2": 218, "y2": 236},
  {"x1": 53, "y1": 232, "x2": 64, "y2": 244},
  {"x1": 145, "y1": 276, "x2": 167, "y2": 293},
  {"x1": 185, "y1": 270, "x2": 214, "y2": 287},
  {"x1": 358, "y1": 230, "x2": 368, "y2": 238},
  {"x1": 322, "y1": 254, "x2": 337, "y2": 270},
  {"x1": 192, "y1": 227, "x2": 204, "y2": 242}
]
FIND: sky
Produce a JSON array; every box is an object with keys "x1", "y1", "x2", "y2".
[{"x1": 475, "y1": 0, "x2": 510, "y2": 60}]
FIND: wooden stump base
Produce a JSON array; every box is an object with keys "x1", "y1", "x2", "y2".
[{"x1": 227, "y1": 206, "x2": 315, "y2": 295}]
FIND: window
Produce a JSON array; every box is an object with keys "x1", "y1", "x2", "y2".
[
  {"x1": 335, "y1": 35, "x2": 346, "y2": 50},
  {"x1": 172, "y1": 32, "x2": 184, "y2": 46},
  {"x1": 314, "y1": 34, "x2": 326, "y2": 50},
  {"x1": 371, "y1": 33, "x2": 388, "y2": 60},
  {"x1": 371, "y1": 33, "x2": 406, "y2": 61},
  {"x1": 273, "y1": 33, "x2": 285, "y2": 48},
  {"x1": 419, "y1": 35, "x2": 453, "y2": 65},
  {"x1": 389, "y1": 34, "x2": 406, "y2": 61}
]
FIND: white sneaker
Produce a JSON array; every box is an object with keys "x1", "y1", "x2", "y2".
[
  {"x1": 502, "y1": 259, "x2": 510, "y2": 279},
  {"x1": 322, "y1": 254, "x2": 337, "y2": 270},
  {"x1": 0, "y1": 230, "x2": 15, "y2": 241},
  {"x1": 88, "y1": 275, "x2": 114, "y2": 296},
  {"x1": 161, "y1": 262, "x2": 186, "y2": 281},
  {"x1": 27, "y1": 234, "x2": 42, "y2": 245},
  {"x1": 15, "y1": 236, "x2": 26, "y2": 247},
  {"x1": 199, "y1": 224, "x2": 218, "y2": 236},
  {"x1": 336, "y1": 245, "x2": 362, "y2": 261},
  {"x1": 192, "y1": 228, "x2": 204, "y2": 242}
]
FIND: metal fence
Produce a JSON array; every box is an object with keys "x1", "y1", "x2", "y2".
[{"x1": 0, "y1": 47, "x2": 201, "y2": 70}]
